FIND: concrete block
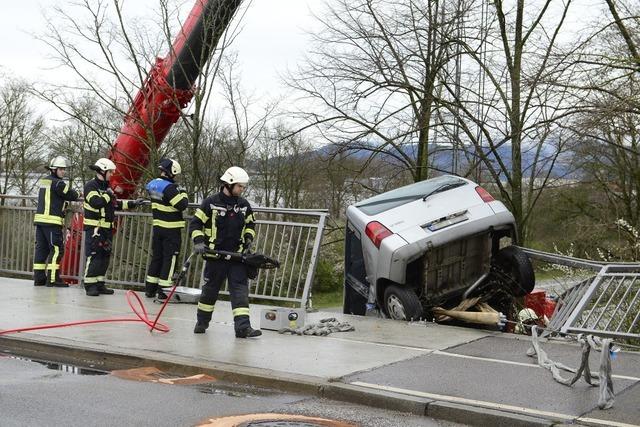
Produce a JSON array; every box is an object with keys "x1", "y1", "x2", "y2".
[{"x1": 427, "y1": 401, "x2": 555, "y2": 427}]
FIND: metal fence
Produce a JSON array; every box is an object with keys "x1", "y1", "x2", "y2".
[
  {"x1": 520, "y1": 247, "x2": 640, "y2": 341},
  {"x1": 0, "y1": 195, "x2": 327, "y2": 308}
]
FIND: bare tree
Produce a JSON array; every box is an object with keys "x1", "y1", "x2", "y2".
[
  {"x1": 0, "y1": 79, "x2": 46, "y2": 198},
  {"x1": 289, "y1": 0, "x2": 469, "y2": 182}
]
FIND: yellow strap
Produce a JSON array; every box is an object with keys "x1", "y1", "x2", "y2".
[
  {"x1": 232, "y1": 307, "x2": 250, "y2": 317},
  {"x1": 197, "y1": 302, "x2": 215, "y2": 313},
  {"x1": 169, "y1": 193, "x2": 187, "y2": 206}
]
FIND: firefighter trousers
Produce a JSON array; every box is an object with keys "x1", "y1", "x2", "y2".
[
  {"x1": 146, "y1": 227, "x2": 181, "y2": 292},
  {"x1": 197, "y1": 259, "x2": 251, "y2": 332},
  {"x1": 83, "y1": 227, "x2": 113, "y2": 288},
  {"x1": 33, "y1": 225, "x2": 64, "y2": 285}
]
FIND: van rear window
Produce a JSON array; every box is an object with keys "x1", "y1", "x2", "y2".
[{"x1": 355, "y1": 176, "x2": 466, "y2": 215}]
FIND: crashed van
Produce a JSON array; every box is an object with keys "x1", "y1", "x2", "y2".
[{"x1": 343, "y1": 175, "x2": 535, "y2": 320}]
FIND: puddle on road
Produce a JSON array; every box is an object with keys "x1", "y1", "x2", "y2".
[{"x1": 2, "y1": 353, "x2": 108, "y2": 376}]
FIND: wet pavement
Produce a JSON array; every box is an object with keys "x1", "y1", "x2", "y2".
[{"x1": 1, "y1": 277, "x2": 639, "y2": 426}]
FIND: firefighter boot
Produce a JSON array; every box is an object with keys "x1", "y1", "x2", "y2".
[
  {"x1": 96, "y1": 282, "x2": 115, "y2": 295},
  {"x1": 85, "y1": 284, "x2": 100, "y2": 297},
  {"x1": 34, "y1": 280, "x2": 46, "y2": 287},
  {"x1": 47, "y1": 280, "x2": 69, "y2": 288},
  {"x1": 193, "y1": 321, "x2": 209, "y2": 334},
  {"x1": 144, "y1": 282, "x2": 158, "y2": 298},
  {"x1": 156, "y1": 287, "x2": 168, "y2": 300},
  {"x1": 235, "y1": 327, "x2": 262, "y2": 338}
]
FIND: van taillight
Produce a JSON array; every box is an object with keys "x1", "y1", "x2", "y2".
[
  {"x1": 475, "y1": 186, "x2": 495, "y2": 202},
  {"x1": 365, "y1": 221, "x2": 393, "y2": 248}
]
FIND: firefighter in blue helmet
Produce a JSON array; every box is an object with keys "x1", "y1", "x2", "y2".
[
  {"x1": 33, "y1": 156, "x2": 79, "y2": 287},
  {"x1": 144, "y1": 158, "x2": 189, "y2": 299},
  {"x1": 82, "y1": 158, "x2": 144, "y2": 296},
  {"x1": 188, "y1": 166, "x2": 261, "y2": 338}
]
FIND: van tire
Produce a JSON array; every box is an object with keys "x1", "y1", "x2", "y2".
[
  {"x1": 492, "y1": 246, "x2": 535, "y2": 296},
  {"x1": 383, "y1": 285, "x2": 423, "y2": 321}
]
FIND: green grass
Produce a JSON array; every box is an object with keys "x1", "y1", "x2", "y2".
[{"x1": 310, "y1": 289, "x2": 343, "y2": 309}]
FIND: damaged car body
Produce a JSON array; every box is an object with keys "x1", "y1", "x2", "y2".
[{"x1": 343, "y1": 175, "x2": 535, "y2": 321}]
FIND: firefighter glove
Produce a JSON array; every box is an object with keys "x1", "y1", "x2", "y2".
[
  {"x1": 193, "y1": 242, "x2": 207, "y2": 255},
  {"x1": 242, "y1": 236, "x2": 254, "y2": 254}
]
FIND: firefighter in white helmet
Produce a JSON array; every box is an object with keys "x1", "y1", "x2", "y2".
[
  {"x1": 33, "y1": 156, "x2": 79, "y2": 287},
  {"x1": 188, "y1": 166, "x2": 261, "y2": 338},
  {"x1": 82, "y1": 158, "x2": 144, "y2": 296},
  {"x1": 143, "y1": 158, "x2": 189, "y2": 300}
]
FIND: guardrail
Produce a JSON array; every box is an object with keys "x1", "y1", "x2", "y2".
[
  {"x1": 0, "y1": 195, "x2": 327, "y2": 308},
  {"x1": 519, "y1": 247, "x2": 640, "y2": 341}
]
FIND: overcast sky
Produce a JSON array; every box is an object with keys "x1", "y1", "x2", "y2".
[{"x1": 0, "y1": 0, "x2": 322, "y2": 115}]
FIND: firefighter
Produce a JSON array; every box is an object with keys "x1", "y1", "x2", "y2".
[
  {"x1": 189, "y1": 166, "x2": 261, "y2": 338},
  {"x1": 83, "y1": 158, "x2": 144, "y2": 296},
  {"x1": 144, "y1": 158, "x2": 189, "y2": 300},
  {"x1": 33, "y1": 156, "x2": 80, "y2": 287}
]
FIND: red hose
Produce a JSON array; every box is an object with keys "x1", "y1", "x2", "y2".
[{"x1": 0, "y1": 288, "x2": 176, "y2": 336}]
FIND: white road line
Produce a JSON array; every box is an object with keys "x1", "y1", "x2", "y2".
[
  {"x1": 351, "y1": 381, "x2": 575, "y2": 421},
  {"x1": 325, "y1": 336, "x2": 434, "y2": 352},
  {"x1": 433, "y1": 350, "x2": 640, "y2": 382},
  {"x1": 578, "y1": 417, "x2": 640, "y2": 427},
  {"x1": 351, "y1": 381, "x2": 640, "y2": 427}
]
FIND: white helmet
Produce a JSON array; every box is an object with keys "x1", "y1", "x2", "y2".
[
  {"x1": 48, "y1": 156, "x2": 68, "y2": 170},
  {"x1": 220, "y1": 166, "x2": 249, "y2": 185},
  {"x1": 92, "y1": 158, "x2": 116, "y2": 173},
  {"x1": 159, "y1": 158, "x2": 181, "y2": 177}
]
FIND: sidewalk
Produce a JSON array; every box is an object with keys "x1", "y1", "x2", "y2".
[{"x1": 1, "y1": 277, "x2": 639, "y2": 427}]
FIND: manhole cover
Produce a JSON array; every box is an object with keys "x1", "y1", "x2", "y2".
[{"x1": 198, "y1": 414, "x2": 355, "y2": 427}]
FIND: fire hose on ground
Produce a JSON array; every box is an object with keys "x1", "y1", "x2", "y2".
[{"x1": 0, "y1": 249, "x2": 280, "y2": 336}]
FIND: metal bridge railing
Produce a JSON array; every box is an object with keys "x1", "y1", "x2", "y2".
[
  {"x1": 0, "y1": 195, "x2": 327, "y2": 308},
  {"x1": 519, "y1": 247, "x2": 640, "y2": 341}
]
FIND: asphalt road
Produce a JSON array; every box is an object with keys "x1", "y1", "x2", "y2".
[{"x1": 0, "y1": 354, "x2": 466, "y2": 427}]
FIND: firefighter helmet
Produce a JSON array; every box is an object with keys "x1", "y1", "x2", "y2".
[
  {"x1": 91, "y1": 158, "x2": 116, "y2": 173},
  {"x1": 159, "y1": 158, "x2": 181, "y2": 177},
  {"x1": 220, "y1": 166, "x2": 249, "y2": 185},
  {"x1": 48, "y1": 156, "x2": 68, "y2": 170}
]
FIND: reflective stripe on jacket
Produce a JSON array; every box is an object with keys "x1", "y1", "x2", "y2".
[{"x1": 34, "y1": 174, "x2": 79, "y2": 226}]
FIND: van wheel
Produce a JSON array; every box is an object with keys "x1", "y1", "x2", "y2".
[
  {"x1": 383, "y1": 285, "x2": 423, "y2": 321},
  {"x1": 492, "y1": 246, "x2": 535, "y2": 296}
]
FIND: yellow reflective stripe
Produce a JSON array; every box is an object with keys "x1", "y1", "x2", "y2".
[
  {"x1": 84, "y1": 218, "x2": 111, "y2": 228},
  {"x1": 152, "y1": 219, "x2": 185, "y2": 228},
  {"x1": 102, "y1": 194, "x2": 111, "y2": 203},
  {"x1": 44, "y1": 185, "x2": 51, "y2": 216},
  {"x1": 34, "y1": 214, "x2": 63, "y2": 225},
  {"x1": 33, "y1": 263, "x2": 47, "y2": 270},
  {"x1": 194, "y1": 208, "x2": 208, "y2": 223},
  {"x1": 243, "y1": 228, "x2": 256, "y2": 238},
  {"x1": 198, "y1": 302, "x2": 215, "y2": 313},
  {"x1": 83, "y1": 204, "x2": 99, "y2": 212},
  {"x1": 245, "y1": 213, "x2": 255, "y2": 224},
  {"x1": 85, "y1": 191, "x2": 101, "y2": 203},
  {"x1": 191, "y1": 230, "x2": 204, "y2": 240},
  {"x1": 84, "y1": 256, "x2": 92, "y2": 278},
  {"x1": 62, "y1": 183, "x2": 69, "y2": 194},
  {"x1": 158, "y1": 255, "x2": 177, "y2": 287},
  {"x1": 232, "y1": 307, "x2": 250, "y2": 317},
  {"x1": 169, "y1": 193, "x2": 187, "y2": 206},
  {"x1": 47, "y1": 245, "x2": 60, "y2": 282},
  {"x1": 146, "y1": 276, "x2": 159, "y2": 284},
  {"x1": 84, "y1": 277, "x2": 100, "y2": 283},
  {"x1": 151, "y1": 202, "x2": 178, "y2": 212},
  {"x1": 210, "y1": 211, "x2": 218, "y2": 241}
]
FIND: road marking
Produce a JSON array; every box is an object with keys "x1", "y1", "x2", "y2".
[
  {"x1": 577, "y1": 417, "x2": 640, "y2": 427},
  {"x1": 433, "y1": 350, "x2": 640, "y2": 382},
  {"x1": 325, "y1": 336, "x2": 433, "y2": 353},
  {"x1": 351, "y1": 381, "x2": 640, "y2": 427},
  {"x1": 351, "y1": 381, "x2": 577, "y2": 420}
]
